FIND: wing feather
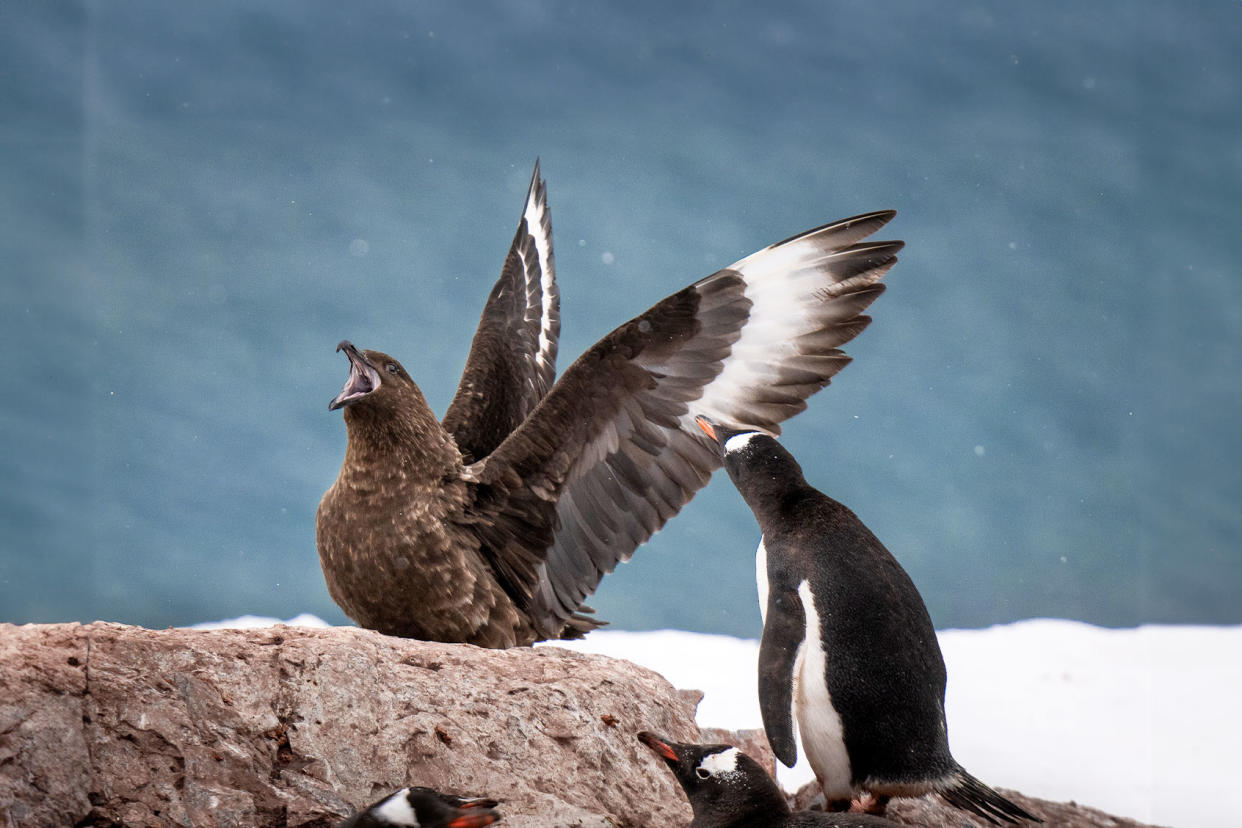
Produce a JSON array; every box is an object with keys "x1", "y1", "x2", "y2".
[
  {"x1": 442, "y1": 161, "x2": 559, "y2": 461},
  {"x1": 468, "y1": 212, "x2": 902, "y2": 637}
]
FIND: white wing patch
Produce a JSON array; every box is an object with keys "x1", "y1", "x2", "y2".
[
  {"x1": 686, "y1": 219, "x2": 891, "y2": 433},
  {"x1": 699, "y1": 746, "x2": 741, "y2": 776},
  {"x1": 794, "y1": 579, "x2": 853, "y2": 799},
  {"x1": 373, "y1": 788, "x2": 419, "y2": 826},
  {"x1": 694, "y1": 235, "x2": 842, "y2": 425},
  {"x1": 523, "y1": 177, "x2": 557, "y2": 372}
]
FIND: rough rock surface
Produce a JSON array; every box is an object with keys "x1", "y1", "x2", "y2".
[
  {"x1": 0, "y1": 622, "x2": 699, "y2": 827},
  {"x1": 1, "y1": 622, "x2": 1163, "y2": 828}
]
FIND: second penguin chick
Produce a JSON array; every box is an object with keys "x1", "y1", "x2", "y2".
[
  {"x1": 696, "y1": 417, "x2": 1037, "y2": 825},
  {"x1": 337, "y1": 786, "x2": 501, "y2": 828}
]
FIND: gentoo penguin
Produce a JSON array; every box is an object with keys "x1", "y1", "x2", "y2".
[
  {"x1": 695, "y1": 418, "x2": 1038, "y2": 824},
  {"x1": 637, "y1": 731, "x2": 901, "y2": 828},
  {"x1": 337, "y1": 786, "x2": 501, "y2": 828},
  {"x1": 317, "y1": 160, "x2": 902, "y2": 647}
]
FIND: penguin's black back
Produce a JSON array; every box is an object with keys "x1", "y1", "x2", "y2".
[{"x1": 727, "y1": 435, "x2": 956, "y2": 787}]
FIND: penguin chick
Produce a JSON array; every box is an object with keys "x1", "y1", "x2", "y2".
[
  {"x1": 337, "y1": 786, "x2": 501, "y2": 828},
  {"x1": 638, "y1": 731, "x2": 901, "y2": 827},
  {"x1": 695, "y1": 418, "x2": 1039, "y2": 825}
]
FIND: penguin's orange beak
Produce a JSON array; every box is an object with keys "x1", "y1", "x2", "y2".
[
  {"x1": 637, "y1": 730, "x2": 680, "y2": 762},
  {"x1": 447, "y1": 813, "x2": 499, "y2": 828},
  {"x1": 695, "y1": 416, "x2": 717, "y2": 441},
  {"x1": 456, "y1": 800, "x2": 495, "y2": 810}
]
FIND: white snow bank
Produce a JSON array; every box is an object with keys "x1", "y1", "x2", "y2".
[{"x1": 192, "y1": 613, "x2": 330, "y2": 630}]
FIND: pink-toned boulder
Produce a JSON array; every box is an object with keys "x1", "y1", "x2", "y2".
[{"x1": 0, "y1": 622, "x2": 699, "y2": 827}]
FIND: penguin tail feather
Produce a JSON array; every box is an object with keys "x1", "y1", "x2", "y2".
[{"x1": 939, "y1": 767, "x2": 1042, "y2": 824}]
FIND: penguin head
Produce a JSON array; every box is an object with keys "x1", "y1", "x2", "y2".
[
  {"x1": 638, "y1": 731, "x2": 790, "y2": 823},
  {"x1": 695, "y1": 416, "x2": 802, "y2": 489},
  {"x1": 694, "y1": 416, "x2": 776, "y2": 459}
]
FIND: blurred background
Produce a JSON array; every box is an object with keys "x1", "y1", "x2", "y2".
[{"x1": 2, "y1": 1, "x2": 1238, "y2": 638}]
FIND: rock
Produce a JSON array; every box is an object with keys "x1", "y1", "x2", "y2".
[
  {"x1": 787, "y1": 779, "x2": 1166, "y2": 827},
  {"x1": 0, "y1": 622, "x2": 93, "y2": 824},
  {"x1": 0, "y1": 622, "x2": 1164, "y2": 828},
  {"x1": 0, "y1": 622, "x2": 700, "y2": 827}
]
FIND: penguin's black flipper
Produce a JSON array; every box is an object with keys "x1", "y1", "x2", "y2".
[{"x1": 758, "y1": 583, "x2": 807, "y2": 767}]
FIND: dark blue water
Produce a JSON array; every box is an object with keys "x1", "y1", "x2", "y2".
[{"x1": 2, "y1": 1, "x2": 1239, "y2": 637}]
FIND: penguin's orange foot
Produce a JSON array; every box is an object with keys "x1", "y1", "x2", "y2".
[{"x1": 858, "y1": 793, "x2": 891, "y2": 815}]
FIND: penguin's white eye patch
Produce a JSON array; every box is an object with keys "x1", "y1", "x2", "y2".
[
  {"x1": 723, "y1": 432, "x2": 764, "y2": 454},
  {"x1": 697, "y1": 747, "x2": 740, "y2": 777}
]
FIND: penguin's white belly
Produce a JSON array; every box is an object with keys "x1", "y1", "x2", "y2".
[
  {"x1": 756, "y1": 536, "x2": 770, "y2": 622},
  {"x1": 793, "y1": 579, "x2": 853, "y2": 799}
]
